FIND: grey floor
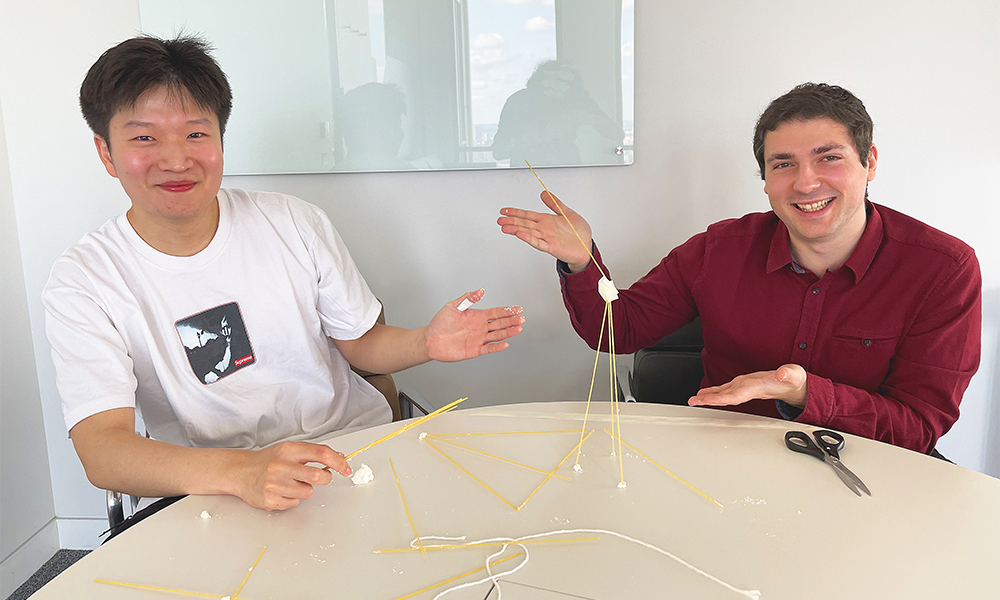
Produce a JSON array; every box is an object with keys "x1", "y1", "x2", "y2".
[{"x1": 5, "y1": 550, "x2": 90, "y2": 600}]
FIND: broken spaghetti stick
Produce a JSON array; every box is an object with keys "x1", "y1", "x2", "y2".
[
  {"x1": 604, "y1": 428, "x2": 723, "y2": 509},
  {"x1": 390, "y1": 458, "x2": 425, "y2": 556},
  {"x1": 229, "y1": 546, "x2": 267, "y2": 599},
  {"x1": 429, "y1": 436, "x2": 571, "y2": 480},
  {"x1": 422, "y1": 437, "x2": 520, "y2": 511},
  {"x1": 609, "y1": 301, "x2": 625, "y2": 487},
  {"x1": 373, "y1": 537, "x2": 598, "y2": 554},
  {"x1": 391, "y1": 552, "x2": 524, "y2": 600},
  {"x1": 426, "y1": 430, "x2": 579, "y2": 437},
  {"x1": 345, "y1": 397, "x2": 467, "y2": 460},
  {"x1": 525, "y1": 160, "x2": 607, "y2": 280},
  {"x1": 94, "y1": 580, "x2": 223, "y2": 598},
  {"x1": 518, "y1": 429, "x2": 594, "y2": 511},
  {"x1": 574, "y1": 302, "x2": 609, "y2": 471}
]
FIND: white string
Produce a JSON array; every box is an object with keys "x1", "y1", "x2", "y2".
[{"x1": 409, "y1": 528, "x2": 760, "y2": 600}]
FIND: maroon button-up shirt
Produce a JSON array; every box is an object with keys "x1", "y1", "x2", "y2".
[{"x1": 560, "y1": 203, "x2": 981, "y2": 453}]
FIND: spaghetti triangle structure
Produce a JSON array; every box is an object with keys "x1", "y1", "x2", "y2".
[{"x1": 421, "y1": 429, "x2": 593, "y2": 511}]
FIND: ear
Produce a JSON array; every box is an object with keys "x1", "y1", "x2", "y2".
[
  {"x1": 94, "y1": 135, "x2": 118, "y2": 179},
  {"x1": 866, "y1": 144, "x2": 878, "y2": 182}
]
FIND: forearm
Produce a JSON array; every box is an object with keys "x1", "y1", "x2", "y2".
[
  {"x1": 798, "y1": 373, "x2": 960, "y2": 453},
  {"x1": 335, "y1": 323, "x2": 430, "y2": 374},
  {"x1": 72, "y1": 426, "x2": 249, "y2": 499}
]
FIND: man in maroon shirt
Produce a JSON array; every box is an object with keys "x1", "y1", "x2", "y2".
[{"x1": 497, "y1": 83, "x2": 981, "y2": 454}]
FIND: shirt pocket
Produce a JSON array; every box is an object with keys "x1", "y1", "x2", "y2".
[{"x1": 828, "y1": 328, "x2": 901, "y2": 388}]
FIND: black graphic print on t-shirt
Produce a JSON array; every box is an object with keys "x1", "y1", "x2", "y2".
[{"x1": 175, "y1": 302, "x2": 255, "y2": 384}]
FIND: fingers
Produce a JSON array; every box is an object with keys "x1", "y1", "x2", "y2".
[
  {"x1": 539, "y1": 190, "x2": 568, "y2": 215},
  {"x1": 498, "y1": 206, "x2": 545, "y2": 223},
  {"x1": 482, "y1": 305, "x2": 524, "y2": 321},
  {"x1": 245, "y1": 442, "x2": 353, "y2": 511},
  {"x1": 452, "y1": 288, "x2": 485, "y2": 311},
  {"x1": 480, "y1": 341, "x2": 510, "y2": 355}
]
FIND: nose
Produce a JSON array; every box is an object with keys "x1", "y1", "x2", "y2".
[
  {"x1": 793, "y1": 163, "x2": 821, "y2": 194},
  {"x1": 158, "y1": 137, "x2": 192, "y2": 172}
]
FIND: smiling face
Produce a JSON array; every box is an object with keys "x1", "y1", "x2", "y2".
[
  {"x1": 95, "y1": 85, "x2": 224, "y2": 251},
  {"x1": 762, "y1": 117, "x2": 877, "y2": 260}
]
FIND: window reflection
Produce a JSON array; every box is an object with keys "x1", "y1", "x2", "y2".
[{"x1": 139, "y1": 0, "x2": 633, "y2": 174}]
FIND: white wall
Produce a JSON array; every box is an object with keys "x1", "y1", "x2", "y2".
[
  {"x1": 0, "y1": 97, "x2": 59, "y2": 596},
  {"x1": 0, "y1": 0, "x2": 997, "y2": 566}
]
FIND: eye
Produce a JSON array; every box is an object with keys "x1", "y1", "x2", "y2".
[
  {"x1": 188, "y1": 132, "x2": 205, "y2": 139},
  {"x1": 133, "y1": 135, "x2": 154, "y2": 142},
  {"x1": 772, "y1": 162, "x2": 791, "y2": 170},
  {"x1": 821, "y1": 154, "x2": 841, "y2": 162}
]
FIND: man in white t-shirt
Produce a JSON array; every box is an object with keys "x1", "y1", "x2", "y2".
[{"x1": 42, "y1": 35, "x2": 524, "y2": 512}]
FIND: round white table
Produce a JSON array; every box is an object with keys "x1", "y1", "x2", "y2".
[{"x1": 33, "y1": 402, "x2": 1000, "y2": 599}]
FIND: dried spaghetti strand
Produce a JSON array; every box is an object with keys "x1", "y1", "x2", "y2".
[
  {"x1": 229, "y1": 545, "x2": 267, "y2": 599},
  {"x1": 608, "y1": 301, "x2": 625, "y2": 487},
  {"x1": 604, "y1": 428, "x2": 723, "y2": 508},
  {"x1": 426, "y1": 430, "x2": 579, "y2": 438},
  {"x1": 390, "y1": 458, "x2": 425, "y2": 555},
  {"x1": 430, "y1": 436, "x2": 571, "y2": 480},
  {"x1": 518, "y1": 429, "x2": 595, "y2": 511},
  {"x1": 422, "y1": 437, "x2": 520, "y2": 511},
  {"x1": 94, "y1": 580, "x2": 223, "y2": 598},
  {"x1": 524, "y1": 161, "x2": 607, "y2": 280},
  {"x1": 575, "y1": 301, "x2": 609, "y2": 470},
  {"x1": 373, "y1": 537, "x2": 599, "y2": 554},
  {"x1": 345, "y1": 397, "x2": 467, "y2": 460}
]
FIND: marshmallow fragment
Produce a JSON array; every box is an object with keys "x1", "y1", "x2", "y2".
[{"x1": 598, "y1": 276, "x2": 619, "y2": 302}]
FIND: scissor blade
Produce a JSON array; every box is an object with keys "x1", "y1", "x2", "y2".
[
  {"x1": 829, "y1": 458, "x2": 871, "y2": 496},
  {"x1": 825, "y1": 458, "x2": 862, "y2": 496}
]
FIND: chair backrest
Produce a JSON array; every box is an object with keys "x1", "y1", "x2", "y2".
[
  {"x1": 349, "y1": 303, "x2": 401, "y2": 420},
  {"x1": 628, "y1": 318, "x2": 704, "y2": 405}
]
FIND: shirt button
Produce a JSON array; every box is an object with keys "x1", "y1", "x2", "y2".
[
  {"x1": 862, "y1": 339, "x2": 872, "y2": 347},
  {"x1": 798, "y1": 342, "x2": 807, "y2": 349},
  {"x1": 812, "y1": 287, "x2": 820, "y2": 294}
]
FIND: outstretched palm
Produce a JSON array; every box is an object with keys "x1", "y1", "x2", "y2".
[
  {"x1": 425, "y1": 289, "x2": 525, "y2": 362},
  {"x1": 498, "y1": 191, "x2": 594, "y2": 272}
]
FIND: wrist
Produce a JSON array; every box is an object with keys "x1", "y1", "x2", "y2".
[
  {"x1": 418, "y1": 325, "x2": 437, "y2": 363},
  {"x1": 216, "y1": 448, "x2": 255, "y2": 499},
  {"x1": 777, "y1": 364, "x2": 808, "y2": 408}
]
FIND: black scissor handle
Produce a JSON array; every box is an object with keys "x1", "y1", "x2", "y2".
[
  {"x1": 813, "y1": 429, "x2": 846, "y2": 460},
  {"x1": 785, "y1": 431, "x2": 825, "y2": 461}
]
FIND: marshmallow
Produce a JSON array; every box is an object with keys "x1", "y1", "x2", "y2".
[{"x1": 598, "y1": 276, "x2": 619, "y2": 302}]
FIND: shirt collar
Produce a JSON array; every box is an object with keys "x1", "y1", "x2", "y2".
[{"x1": 766, "y1": 202, "x2": 884, "y2": 283}]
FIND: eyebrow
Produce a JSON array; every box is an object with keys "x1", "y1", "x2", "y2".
[
  {"x1": 765, "y1": 143, "x2": 848, "y2": 163},
  {"x1": 122, "y1": 118, "x2": 214, "y2": 129},
  {"x1": 813, "y1": 143, "x2": 847, "y2": 154}
]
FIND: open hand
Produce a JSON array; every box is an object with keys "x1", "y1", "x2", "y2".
[
  {"x1": 498, "y1": 191, "x2": 593, "y2": 272},
  {"x1": 425, "y1": 288, "x2": 524, "y2": 362},
  {"x1": 688, "y1": 364, "x2": 808, "y2": 409}
]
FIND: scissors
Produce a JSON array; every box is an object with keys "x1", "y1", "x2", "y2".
[{"x1": 784, "y1": 429, "x2": 871, "y2": 496}]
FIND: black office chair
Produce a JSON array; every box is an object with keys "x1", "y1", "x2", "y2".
[{"x1": 628, "y1": 318, "x2": 704, "y2": 405}]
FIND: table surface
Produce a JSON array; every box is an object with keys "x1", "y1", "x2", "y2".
[{"x1": 34, "y1": 402, "x2": 1000, "y2": 599}]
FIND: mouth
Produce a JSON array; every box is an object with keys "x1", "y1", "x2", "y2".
[
  {"x1": 158, "y1": 181, "x2": 197, "y2": 193},
  {"x1": 794, "y1": 198, "x2": 833, "y2": 213}
]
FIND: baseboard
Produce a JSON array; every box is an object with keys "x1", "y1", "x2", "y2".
[
  {"x1": 56, "y1": 517, "x2": 107, "y2": 551},
  {"x1": 0, "y1": 518, "x2": 59, "y2": 598}
]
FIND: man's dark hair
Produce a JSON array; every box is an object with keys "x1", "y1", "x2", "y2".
[
  {"x1": 752, "y1": 83, "x2": 873, "y2": 179},
  {"x1": 80, "y1": 35, "x2": 232, "y2": 145}
]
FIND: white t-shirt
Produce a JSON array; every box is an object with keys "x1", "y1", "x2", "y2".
[{"x1": 43, "y1": 188, "x2": 391, "y2": 449}]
